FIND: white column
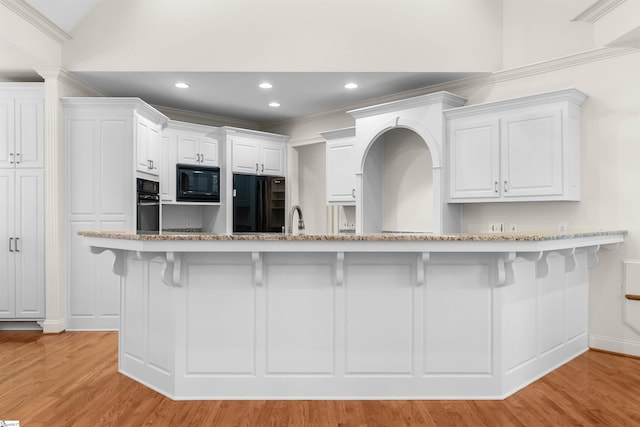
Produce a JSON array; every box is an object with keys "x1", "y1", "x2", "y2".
[{"x1": 36, "y1": 68, "x2": 66, "y2": 333}]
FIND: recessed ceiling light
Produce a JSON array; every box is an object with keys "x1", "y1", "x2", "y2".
[
  {"x1": 174, "y1": 82, "x2": 190, "y2": 89},
  {"x1": 344, "y1": 82, "x2": 358, "y2": 89},
  {"x1": 259, "y1": 82, "x2": 273, "y2": 89},
  {"x1": 269, "y1": 102, "x2": 280, "y2": 108}
]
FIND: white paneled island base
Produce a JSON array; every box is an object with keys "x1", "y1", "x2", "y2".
[{"x1": 80, "y1": 231, "x2": 624, "y2": 400}]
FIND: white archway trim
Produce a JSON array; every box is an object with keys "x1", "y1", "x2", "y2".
[{"x1": 357, "y1": 117, "x2": 442, "y2": 173}]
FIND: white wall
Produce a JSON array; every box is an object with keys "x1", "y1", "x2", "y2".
[
  {"x1": 62, "y1": 0, "x2": 503, "y2": 72},
  {"x1": 295, "y1": 143, "x2": 327, "y2": 234},
  {"x1": 0, "y1": 2, "x2": 62, "y2": 76},
  {"x1": 383, "y1": 128, "x2": 433, "y2": 233},
  {"x1": 502, "y1": 0, "x2": 595, "y2": 69}
]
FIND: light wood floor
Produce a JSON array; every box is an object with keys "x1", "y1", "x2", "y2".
[{"x1": 2, "y1": 331, "x2": 640, "y2": 426}]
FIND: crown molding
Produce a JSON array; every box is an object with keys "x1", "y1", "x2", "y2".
[
  {"x1": 319, "y1": 127, "x2": 356, "y2": 141},
  {"x1": 1, "y1": 0, "x2": 71, "y2": 43},
  {"x1": 221, "y1": 126, "x2": 290, "y2": 143},
  {"x1": 153, "y1": 104, "x2": 257, "y2": 129},
  {"x1": 165, "y1": 120, "x2": 219, "y2": 135},
  {"x1": 443, "y1": 88, "x2": 587, "y2": 119},
  {"x1": 573, "y1": 0, "x2": 626, "y2": 22},
  {"x1": 35, "y1": 68, "x2": 106, "y2": 96},
  {"x1": 61, "y1": 97, "x2": 169, "y2": 125},
  {"x1": 348, "y1": 91, "x2": 467, "y2": 120}
]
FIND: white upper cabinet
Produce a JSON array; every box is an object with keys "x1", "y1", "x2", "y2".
[
  {"x1": 162, "y1": 121, "x2": 220, "y2": 202},
  {"x1": 321, "y1": 127, "x2": 357, "y2": 205},
  {"x1": 136, "y1": 114, "x2": 162, "y2": 176},
  {"x1": 0, "y1": 84, "x2": 44, "y2": 169},
  {"x1": 177, "y1": 133, "x2": 219, "y2": 167},
  {"x1": 446, "y1": 88, "x2": 586, "y2": 203},
  {"x1": 225, "y1": 127, "x2": 288, "y2": 177}
]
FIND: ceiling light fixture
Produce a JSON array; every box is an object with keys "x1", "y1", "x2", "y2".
[
  {"x1": 269, "y1": 102, "x2": 281, "y2": 108},
  {"x1": 174, "y1": 82, "x2": 190, "y2": 89},
  {"x1": 344, "y1": 82, "x2": 358, "y2": 89},
  {"x1": 259, "y1": 82, "x2": 273, "y2": 89}
]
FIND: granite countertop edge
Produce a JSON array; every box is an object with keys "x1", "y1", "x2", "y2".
[{"x1": 77, "y1": 230, "x2": 627, "y2": 242}]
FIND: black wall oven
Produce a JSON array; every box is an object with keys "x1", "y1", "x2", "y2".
[
  {"x1": 137, "y1": 178, "x2": 160, "y2": 234},
  {"x1": 176, "y1": 164, "x2": 220, "y2": 202}
]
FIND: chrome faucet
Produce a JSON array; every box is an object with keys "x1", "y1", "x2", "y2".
[{"x1": 287, "y1": 205, "x2": 305, "y2": 234}]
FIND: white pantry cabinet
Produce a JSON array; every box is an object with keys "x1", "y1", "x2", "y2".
[
  {"x1": 0, "y1": 169, "x2": 45, "y2": 319},
  {"x1": 62, "y1": 98, "x2": 168, "y2": 330},
  {"x1": 0, "y1": 83, "x2": 44, "y2": 169},
  {"x1": 224, "y1": 127, "x2": 288, "y2": 177},
  {"x1": 446, "y1": 88, "x2": 586, "y2": 203},
  {"x1": 320, "y1": 127, "x2": 357, "y2": 205}
]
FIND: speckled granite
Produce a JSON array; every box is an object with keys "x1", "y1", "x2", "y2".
[{"x1": 78, "y1": 230, "x2": 627, "y2": 242}]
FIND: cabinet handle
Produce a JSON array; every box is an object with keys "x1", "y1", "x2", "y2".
[
  {"x1": 261, "y1": 163, "x2": 264, "y2": 173},
  {"x1": 16, "y1": 153, "x2": 20, "y2": 164},
  {"x1": 15, "y1": 237, "x2": 19, "y2": 252},
  {"x1": 256, "y1": 163, "x2": 259, "y2": 173},
  {"x1": 199, "y1": 153, "x2": 203, "y2": 163},
  {"x1": 504, "y1": 180, "x2": 509, "y2": 193},
  {"x1": 9, "y1": 238, "x2": 13, "y2": 252},
  {"x1": 494, "y1": 181, "x2": 498, "y2": 193},
  {"x1": 352, "y1": 188, "x2": 355, "y2": 198},
  {"x1": 9, "y1": 153, "x2": 14, "y2": 164}
]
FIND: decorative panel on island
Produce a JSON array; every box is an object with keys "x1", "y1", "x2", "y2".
[{"x1": 80, "y1": 230, "x2": 623, "y2": 399}]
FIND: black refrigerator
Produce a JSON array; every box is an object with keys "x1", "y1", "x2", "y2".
[{"x1": 233, "y1": 174, "x2": 286, "y2": 233}]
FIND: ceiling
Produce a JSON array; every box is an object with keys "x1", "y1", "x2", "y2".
[
  {"x1": 21, "y1": 1, "x2": 480, "y2": 124},
  {"x1": 71, "y1": 71, "x2": 480, "y2": 123}
]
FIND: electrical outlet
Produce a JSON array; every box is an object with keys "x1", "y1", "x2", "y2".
[{"x1": 489, "y1": 222, "x2": 504, "y2": 233}]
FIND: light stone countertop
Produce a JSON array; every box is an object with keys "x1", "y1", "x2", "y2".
[{"x1": 78, "y1": 229, "x2": 627, "y2": 242}]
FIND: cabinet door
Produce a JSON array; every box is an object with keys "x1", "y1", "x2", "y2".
[
  {"x1": 326, "y1": 140, "x2": 356, "y2": 204},
  {"x1": 232, "y1": 138, "x2": 259, "y2": 174},
  {"x1": 0, "y1": 170, "x2": 15, "y2": 318},
  {"x1": 449, "y1": 117, "x2": 500, "y2": 200},
  {"x1": 260, "y1": 142, "x2": 285, "y2": 176},
  {"x1": 148, "y1": 125, "x2": 161, "y2": 175},
  {"x1": 14, "y1": 97, "x2": 44, "y2": 168},
  {"x1": 14, "y1": 169, "x2": 45, "y2": 318},
  {"x1": 136, "y1": 119, "x2": 151, "y2": 173},
  {"x1": 0, "y1": 98, "x2": 15, "y2": 169},
  {"x1": 501, "y1": 109, "x2": 563, "y2": 198},
  {"x1": 199, "y1": 137, "x2": 219, "y2": 166},
  {"x1": 160, "y1": 133, "x2": 174, "y2": 202},
  {"x1": 177, "y1": 134, "x2": 199, "y2": 165}
]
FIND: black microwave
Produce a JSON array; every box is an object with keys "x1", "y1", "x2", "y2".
[{"x1": 176, "y1": 164, "x2": 220, "y2": 202}]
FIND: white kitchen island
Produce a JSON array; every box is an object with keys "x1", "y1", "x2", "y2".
[{"x1": 80, "y1": 230, "x2": 624, "y2": 400}]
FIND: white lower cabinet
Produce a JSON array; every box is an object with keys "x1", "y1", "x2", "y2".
[
  {"x1": 446, "y1": 88, "x2": 586, "y2": 203},
  {"x1": 321, "y1": 127, "x2": 357, "y2": 205},
  {"x1": 0, "y1": 169, "x2": 45, "y2": 319}
]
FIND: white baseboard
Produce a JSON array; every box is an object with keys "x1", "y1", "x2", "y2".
[
  {"x1": 589, "y1": 334, "x2": 640, "y2": 357},
  {"x1": 41, "y1": 318, "x2": 66, "y2": 333}
]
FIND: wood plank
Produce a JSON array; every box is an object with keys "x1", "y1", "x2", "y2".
[{"x1": 2, "y1": 331, "x2": 640, "y2": 426}]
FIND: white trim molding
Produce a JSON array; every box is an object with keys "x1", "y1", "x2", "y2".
[
  {"x1": 0, "y1": 0, "x2": 71, "y2": 43},
  {"x1": 573, "y1": 0, "x2": 627, "y2": 22},
  {"x1": 590, "y1": 334, "x2": 640, "y2": 357}
]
